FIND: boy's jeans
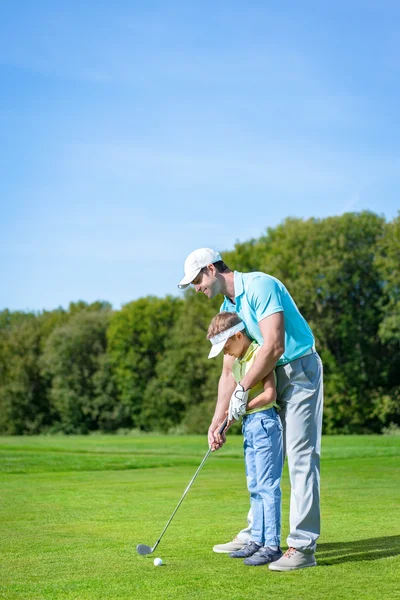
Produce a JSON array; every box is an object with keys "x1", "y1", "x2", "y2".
[{"x1": 243, "y1": 408, "x2": 283, "y2": 547}]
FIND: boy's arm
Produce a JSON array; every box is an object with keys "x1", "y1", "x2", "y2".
[
  {"x1": 224, "y1": 371, "x2": 277, "y2": 432},
  {"x1": 246, "y1": 371, "x2": 276, "y2": 411},
  {"x1": 208, "y1": 353, "x2": 236, "y2": 451}
]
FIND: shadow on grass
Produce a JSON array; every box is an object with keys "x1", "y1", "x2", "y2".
[{"x1": 317, "y1": 535, "x2": 400, "y2": 565}]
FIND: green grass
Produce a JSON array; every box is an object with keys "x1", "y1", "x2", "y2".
[{"x1": 0, "y1": 434, "x2": 399, "y2": 600}]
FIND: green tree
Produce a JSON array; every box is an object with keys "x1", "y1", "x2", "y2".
[
  {"x1": 374, "y1": 213, "x2": 400, "y2": 427},
  {"x1": 140, "y1": 290, "x2": 222, "y2": 432},
  {"x1": 41, "y1": 308, "x2": 114, "y2": 433},
  {"x1": 376, "y1": 213, "x2": 400, "y2": 345},
  {"x1": 107, "y1": 296, "x2": 183, "y2": 429},
  {"x1": 0, "y1": 312, "x2": 51, "y2": 434}
]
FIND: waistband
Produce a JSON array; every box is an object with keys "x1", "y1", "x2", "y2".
[
  {"x1": 242, "y1": 407, "x2": 278, "y2": 421},
  {"x1": 277, "y1": 345, "x2": 316, "y2": 367}
]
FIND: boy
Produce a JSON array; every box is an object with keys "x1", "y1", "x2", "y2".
[{"x1": 207, "y1": 311, "x2": 284, "y2": 567}]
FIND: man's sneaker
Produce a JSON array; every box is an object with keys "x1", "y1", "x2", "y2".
[
  {"x1": 269, "y1": 547, "x2": 317, "y2": 571},
  {"x1": 213, "y1": 537, "x2": 247, "y2": 554},
  {"x1": 230, "y1": 541, "x2": 262, "y2": 558},
  {"x1": 243, "y1": 546, "x2": 282, "y2": 566}
]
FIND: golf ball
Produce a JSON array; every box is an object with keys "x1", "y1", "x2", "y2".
[{"x1": 153, "y1": 557, "x2": 163, "y2": 567}]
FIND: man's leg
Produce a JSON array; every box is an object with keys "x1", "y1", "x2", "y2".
[
  {"x1": 236, "y1": 508, "x2": 253, "y2": 542},
  {"x1": 270, "y1": 353, "x2": 323, "y2": 571},
  {"x1": 212, "y1": 511, "x2": 251, "y2": 553}
]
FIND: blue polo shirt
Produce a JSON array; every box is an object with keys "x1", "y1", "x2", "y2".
[{"x1": 220, "y1": 271, "x2": 315, "y2": 366}]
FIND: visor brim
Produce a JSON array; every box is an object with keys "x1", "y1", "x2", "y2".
[{"x1": 208, "y1": 339, "x2": 227, "y2": 358}]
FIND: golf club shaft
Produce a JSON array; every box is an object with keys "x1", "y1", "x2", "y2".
[{"x1": 151, "y1": 416, "x2": 228, "y2": 552}]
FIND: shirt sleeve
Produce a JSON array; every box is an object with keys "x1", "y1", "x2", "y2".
[{"x1": 247, "y1": 276, "x2": 284, "y2": 322}]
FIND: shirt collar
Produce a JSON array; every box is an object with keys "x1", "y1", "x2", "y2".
[
  {"x1": 224, "y1": 271, "x2": 244, "y2": 305},
  {"x1": 233, "y1": 271, "x2": 244, "y2": 299},
  {"x1": 238, "y1": 340, "x2": 258, "y2": 363}
]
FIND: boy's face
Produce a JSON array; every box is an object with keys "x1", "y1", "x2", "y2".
[{"x1": 223, "y1": 332, "x2": 246, "y2": 358}]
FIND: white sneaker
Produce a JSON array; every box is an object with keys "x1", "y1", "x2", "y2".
[
  {"x1": 213, "y1": 536, "x2": 247, "y2": 554},
  {"x1": 269, "y1": 547, "x2": 317, "y2": 571}
]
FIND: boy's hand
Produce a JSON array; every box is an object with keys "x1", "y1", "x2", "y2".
[{"x1": 228, "y1": 383, "x2": 248, "y2": 420}]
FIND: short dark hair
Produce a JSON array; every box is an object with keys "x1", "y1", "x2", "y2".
[
  {"x1": 213, "y1": 260, "x2": 230, "y2": 273},
  {"x1": 198, "y1": 260, "x2": 230, "y2": 279}
]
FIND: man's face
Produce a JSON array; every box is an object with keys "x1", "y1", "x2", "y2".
[{"x1": 192, "y1": 265, "x2": 221, "y2": 298}]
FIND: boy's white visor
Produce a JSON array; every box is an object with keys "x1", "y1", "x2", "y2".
[{"x1": 208, "y1": 322, "x2": 245, "y2": 358}]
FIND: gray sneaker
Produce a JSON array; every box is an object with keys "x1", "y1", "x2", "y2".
[
  {"x1": 213, "y1": 537, "x2": 247, "y2": 554},
  {"x1": 230, "y1": 541, "x2": 262, "y2": 558},
  {"x1": 244, "y1": 546, "x2": 282, "y2": 566},
  {"x1": 269, "y1": 547, "x2": 317, "y2": 571}
]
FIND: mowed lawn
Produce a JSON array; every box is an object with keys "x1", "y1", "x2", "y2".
[{"x1": 0, "y1": 435, "x2": 399, "y2": 600}]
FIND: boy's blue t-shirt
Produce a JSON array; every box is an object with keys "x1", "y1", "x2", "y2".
[{"x1": 220, "y1": 271, "x2": 314, "y2": 366}]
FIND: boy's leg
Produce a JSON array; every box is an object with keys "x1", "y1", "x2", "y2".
[
  {"x1": 254, "y1": 410, "x2": 283, "y2": 547},
  {"x1": 242, "y1": 409, "x2": 284, "y2": 566},
  {"x1": 243, "y1": 419, "x2": 264, "y2": 545},
  {"x1": 229, "y1": 417, "x2": 265, "y2": 559}
]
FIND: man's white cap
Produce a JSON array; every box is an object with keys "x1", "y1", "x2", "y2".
[
  {"x1": 208, "y1": 322, "x2": 245, "y2": 358},
  {"x1": 178, "y1": 248, "x2": 222, "y2": 289}
]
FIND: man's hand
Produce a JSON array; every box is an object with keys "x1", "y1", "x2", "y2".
[
  {"x1": 228, "y1": 382, "x2": 249, "y2": 420},
  {"x1": 208, "y1": 419, "x2": 229, "y2": 452},
  {"x1": 208, "y1": 353, "x2": 236, "y2": 451}
]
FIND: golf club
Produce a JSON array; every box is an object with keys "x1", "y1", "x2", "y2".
[{"x1": 136, "y1": 416, "x2": 229, "y2": 556}]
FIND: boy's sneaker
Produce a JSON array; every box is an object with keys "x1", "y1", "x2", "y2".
[
  {"x1": 243, "y1": 546, "x2": 282, "y2": 566},
  {"x1": 213, "y1": 537, "x2": 247, "y2": 554},
  {"x1": 230, "y1": 541, "x2": 262, "y2": 558},
  {"x1": 269, "y1": 547, "x2": 317, "y2": 571}
]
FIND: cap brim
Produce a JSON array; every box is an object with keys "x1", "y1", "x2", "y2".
[
  {"x1": 177, "y1": 268, "x2": 201, "y2": 289},
  {"x1": 208, "y1": 339, "x2": 226, "y2": 359}
]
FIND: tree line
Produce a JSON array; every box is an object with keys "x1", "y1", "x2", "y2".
[{"x1": 0, "y1": 211, "x2": 399, "y2": 435}]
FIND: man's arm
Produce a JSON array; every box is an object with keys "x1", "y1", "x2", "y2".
[
  {"x1": 240, "y1": 312, "x2": 285, "y2": 391},
  {"x1": 208, "y1": 353, "x2": 236, "y2": 451}
]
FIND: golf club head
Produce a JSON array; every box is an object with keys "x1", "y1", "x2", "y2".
[{"x1": 136, "y1": 543, "x2": 153, "y2": 555}]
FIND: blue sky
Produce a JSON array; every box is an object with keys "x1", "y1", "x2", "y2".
[{"x1": 1, "y1": 0, "x2": 399, "y2": 312}]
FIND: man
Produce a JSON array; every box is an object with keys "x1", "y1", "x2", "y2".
[{"x1": 178, "y1": 248, "x2": 323, "y2": 571}]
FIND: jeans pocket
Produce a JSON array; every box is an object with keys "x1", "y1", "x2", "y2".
[
  {"x1": 300, "y1": 356, "x2": 318, "y2": 390},
  {"x1": 258, "y1": 417, "x2": 277, "y2": 449}
]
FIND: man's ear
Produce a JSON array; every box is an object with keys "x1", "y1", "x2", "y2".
[
  {"x1": 236, "y1": 331, "x2": 244, "y2": 340},
  {"x1": 207, "y1": 263, "x2": 217, "y2": 275}
]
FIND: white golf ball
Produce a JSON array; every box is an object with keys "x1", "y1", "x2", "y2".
[{"x1": 153, "y1": 557, "x2": 163, "y2": 567}]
